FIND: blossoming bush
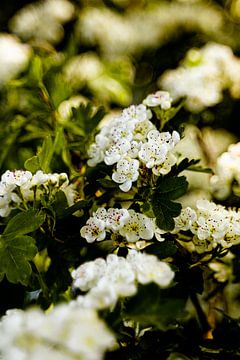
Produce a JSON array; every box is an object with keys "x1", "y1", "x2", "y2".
[{"x1": 1, "y1": 1, "x2": 240, "y2": 359}]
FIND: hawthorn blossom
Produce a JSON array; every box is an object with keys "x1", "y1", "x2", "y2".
[
  {"x1": 105, "y1": 208, "x2": 130, "y2": 230},
  {"x1": 72, "y1": 251, "x2": 174, "y2": 310},
  {"x1": 80, "y1": 217, "x2": 106, "y2": 243},
  {"x1": 127, "y1": 250, "x2": 175, "y2": 287},
  {"x1": 0, "y1": 304, "x2": 115, "y2": 360},
  {"x1": 143, "y1": 90, "x2": 172, "y2": 109},
  {"x1": 112, "y1": 157, "x2": 139, "y2": 191},
  {"x1": 119, "y1": 210, "x2": 154, "y2": 242},
  {"x1": 173, "y1": 199, "x2": 240, "y2": 253}
]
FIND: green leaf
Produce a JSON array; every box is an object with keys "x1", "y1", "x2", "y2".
[
  {"x1": 0, "y1": 235, "x2": 38, "y2": 285},
  {"x1": 146, "y1": 238, "x2": 177, "y2": 259},
  {"x1": 124, "y1": 284, "x2": 187, "y2": 330},
  {"x1": 51, "y1": 190, "x2": 68, "y2": 217},
  {"x1": 154, "y1": 101, "x2": 183, "y2": 130},
  {"x1": 97, "y1": 178, "x2": 118, "y2": 189},
  {"x1": 29, "y1": 56, "x2": 43, "y2": 84},
  {"x1": 24, "y1": 155, "x2": 41, "y2": 172},
  {"x1": 152, "y1": 176, "x2": 188, "y2": 231},
  {"x1": 38, "y1": 135, "x2": 54, "y2": 173},
  {"x1": 172, "y1": 158, "x2": 200, "y2": 175},
  {"x1": 57, "y1": 200, "x2": 91, "y2": 219},
  {"x1": 72, "y1": 103, "x2": 106, "y2": 135},
  {"x1": 152, "y1": 197, "x2": 182, "y2": 231},
  {"x1": 187, "y1": 166, "x2": 213, "y2": 174},
  {"x1": 3, "y1": 210, "x2": 45, "y2": 239},
  {"x1": 156, "y1": 176, "x2": 188, "y2": 200}
]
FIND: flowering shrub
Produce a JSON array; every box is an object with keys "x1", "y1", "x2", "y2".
[{"x1": 1, "y1": 1, "x2": 240, "y2": 359}]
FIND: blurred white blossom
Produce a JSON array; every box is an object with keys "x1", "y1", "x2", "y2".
[
  {"x1": 0, "y1": 303, "x2": 115, "y2": 360},
  {"x1": 160, "y1": 43, "x2": 240, "y2": 112},
  {"x1": 9, "y1": 0, "x2": 74, "y2": 44},
  {"x1": 0, "y1": 34, "x2": 31, "y2": 86},
  {"x1": 72, "y1": 251, "x2": 174, "y2": 309}
]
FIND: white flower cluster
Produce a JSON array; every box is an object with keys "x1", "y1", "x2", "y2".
[
  {"x1": 9, "y1": 0, "x2": 74, "y2": 44},
  {"x1": 0, "y1": 170, "x2": 77, "y2": 217},
  {"x1": 72, "y1": 251, "x2": 175, "y2": 309},
  {"x1": 0, "y1": 303, "x2": 115, "y2": 360},
  {"x1": 173, "y1": 199, "x2": 240, "y2": 253},
  {"x1": 80, "y1": 207, "x2": 155, "y2": 243},
  {"x1": 0, "y1": 34, "x2": 31, "y2": 87},
  {"x1": 88, "y1": 96, "x2": 180, "y2": 191},
  {"x1": 211, "y1": 142, "x2": 240, "y2": 200},
  {"x1": 160, "y1": 43, "x2": 240, "y2": 112}
]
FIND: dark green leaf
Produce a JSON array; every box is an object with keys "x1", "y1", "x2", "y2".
[
  {"x1": 3, "y1": 210, "x2": 45, "y2": 239},
  {"x1": 124, "y1": 284, "x2": 187, "y2": 330},
  {"x1": 0, "y1": 235, "x2": 38, "y2": 285},
  {"x1": 97, "y1": 178, "x2": 118, "y2": 189},
  {"x1": 51, "y1": 191, "x2": 68, "y2": 217},
  {"x1": 152, "y1": 197, "x2": 182, "y2": 231},
  {"x1": 175, "y1": 158, "x2": 200, "y2": 174},
  {"x1": 146, "y1": 238, "x2": 177, "y2": 259},
  {"x1": 156, "y1": 176, "x2": 188, "y2": 200},
  {"x1": 187, "y1": 166, "x2": 213, "y2": 174},
  {"x1": 72, "y1": 103, "x2": 106, "y2": 135},
  {"x1": 57, "y1": 200, "x2": 91, "y2": 219}
]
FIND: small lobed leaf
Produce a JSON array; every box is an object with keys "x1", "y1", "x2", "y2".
[
  {"x1": 0, "y1": 235, "x2": 38, "y2": 285},
  {"x1": 3, "y1": 210, "x2": 45, "y2": 240},
  {"x1": 152, "y1": 197, "x2": 182, "y2": 231}
]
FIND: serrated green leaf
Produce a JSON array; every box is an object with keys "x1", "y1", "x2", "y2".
[
  {"x1": 0, "y1": 235, "x2": 38, "y2": 285},
  {"x1": 3, "y1": 210, "x2": 45, "y2": 239},
  {"x1": 156, "y1": 176, "x2": 188, "y2": 200},
  {"x1": 152, "y1": 197, "x2": 182, "y2": 231},
  {"x1": 174, "y1": 158, "x2": 200, "y2": 175},
  {"x1": 124, "y1": 284, "x2": 187, "y2": 330},
  {"x1": 72, "y1": 103, "x2": 106, "y2": 135}
]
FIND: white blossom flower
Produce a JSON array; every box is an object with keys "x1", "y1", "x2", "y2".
[
  {"x1": 1, "y1": 170, "x2": 32, "y2": 189},
  {"x1": 143, "y1": 91, "x2": 172, "y2": 109},
  {"x1": 112, "y1": 157, "x2": 139, "y2": 192},
  {"x1": 0, "y1": 304, "x2": 115, "y2": 360},
  {"x1": 122, "y1": 104, "x2": 152, "y2": 123},
  {"x1": 10, "y1": 0, "x2": 74, "y2": 44},
  {"x1": 132, "y1": 119, "x2": 155, "y2": 141},
  {"x1": 72, "y1": 252, "x2": 174, "y2": 310},
  {"x1": 138, "y1": 140, "x2": 168, "y2": 169},
  {"x1": 104, "y1": 139, "x2": 131, "y2": 165},
  {"x1": 105, "y1": 208, "x2": 130, "y2": 230},
  {"x1": 80, "y1": 217, "x2": 106, "y2": 243},
  {"x1": 0, "y1": 34, "x2": 31, "y2": 87},
  {"x1": 119, "y1": 210, "x2": 154, "y2": 242},
  {"x1": 72, "y1": 258, "x2": 107, "y2": 291},
  {"x1": 127, "y1": 250, "x2": 175, "y2": 287},
  {"x1": 160, "y1": 43, "x2": 240, "y2": 112}
]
